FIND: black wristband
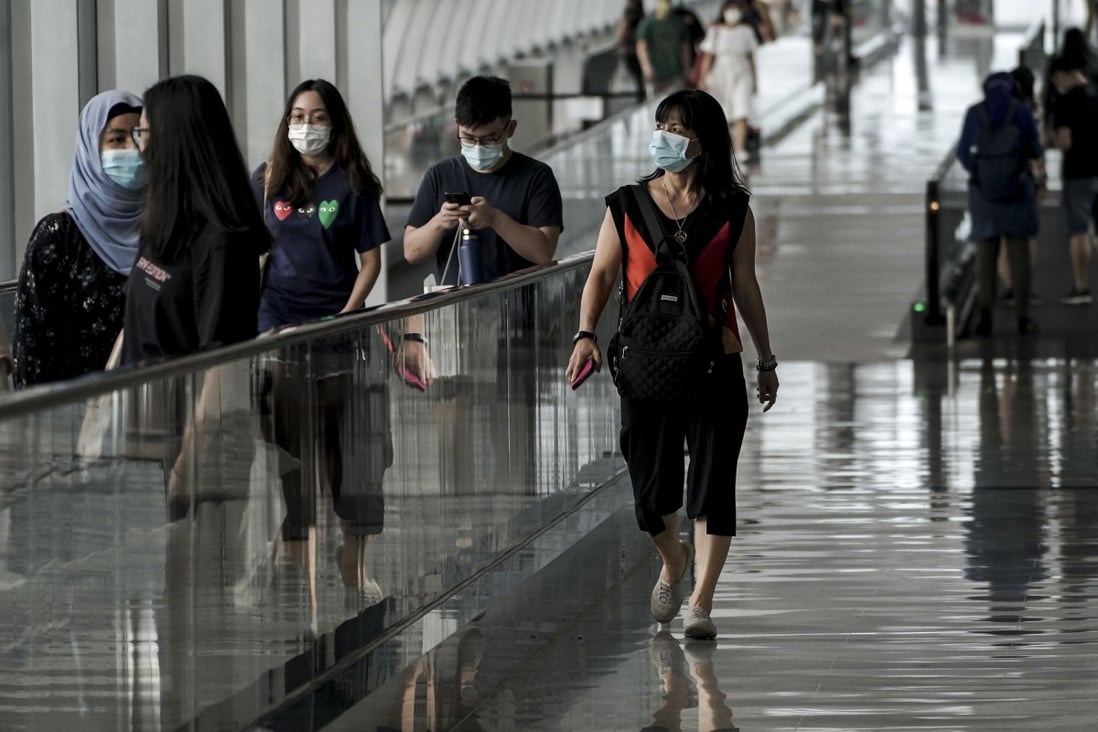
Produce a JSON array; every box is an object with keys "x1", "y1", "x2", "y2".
[
  {"x1": 572, "y1": 330, "x2": 597, "y2": 344},
  {"x1": 403, "y1": 333, "x2": 426, "y2": 344}
]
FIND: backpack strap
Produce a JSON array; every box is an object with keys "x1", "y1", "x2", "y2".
[
  {"x1": 629, "y1": 183, "x2": 671, "y2": 254},
  {"x1": 614, "y1": 184, "x2": 669, "y2": 319}
]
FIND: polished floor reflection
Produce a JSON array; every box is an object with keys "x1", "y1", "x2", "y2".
[{"x1": 332, "y1": 358, "x2": 1098, "y2": 731}]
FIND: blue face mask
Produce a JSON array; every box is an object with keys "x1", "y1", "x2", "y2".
[
  {"x1": 649, "y1": 130, "x2": 698, "y2": 173},
  {"x1": 461, "y1": 141, "x2": 506, "y2": 172},
  {"x1": 101, "y1": 149, "x2": 146, "y2": 190}
]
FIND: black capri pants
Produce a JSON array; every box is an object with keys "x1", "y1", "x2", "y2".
[{"x1": 620, "y1": 354, "x2": 749, "y2": 537}]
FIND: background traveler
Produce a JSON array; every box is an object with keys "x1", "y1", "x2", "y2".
[
  {"x1": 1044, "y1": 28, "x2": 1098, "y2": 132},
  {"x1": 1050, "y1": 56, "x2": 1098, "y2": 305},
  {"x1": 12, "y1": 90, "x2": 144, "y2": 388},
  {"x1": 696, "y1": 0, "x2": 760, "y2": 160},
  {"x1": 566, "y1": 88, "x2": 778, "y2": 640},
  {"x1": 956, "y1": 72, "x2": 1042, "y2": 336},
  {"x1": 636, "y1": 1, "x2": 694, "y2": 95}
]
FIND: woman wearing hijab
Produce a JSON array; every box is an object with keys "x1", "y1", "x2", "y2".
[{"x1": 12, "y1": 90, "x2": 145, "y2": 387}]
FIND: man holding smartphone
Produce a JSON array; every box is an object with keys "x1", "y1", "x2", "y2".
[
  {"x1": 403, "y1": 75, "x2": 564, "y2": 285},
  {"x1": 401, "y1": 75, "x2": 563, "y2": 497}
]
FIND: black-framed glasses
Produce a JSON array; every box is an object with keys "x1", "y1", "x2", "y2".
[
  {"x1": 457, "y1": 121, "x2": 512, "y2": 146},
  {"x1": 130, "y1": 127, "x2": 150, "y2": 146}
]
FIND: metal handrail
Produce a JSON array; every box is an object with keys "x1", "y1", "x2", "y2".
[{"x1": 0, "y1": 251, "x2": 595, "y2": 420}]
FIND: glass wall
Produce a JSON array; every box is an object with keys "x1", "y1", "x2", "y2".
[{"x1": 0, "y1": 258, "x2": 625, "y2": 729}]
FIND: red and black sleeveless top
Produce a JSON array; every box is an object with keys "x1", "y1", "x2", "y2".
[{"x1": 605, "y1": 183, "x2": 750, "y2": 353}]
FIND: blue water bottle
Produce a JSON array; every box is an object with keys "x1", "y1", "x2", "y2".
[{"x1": 458, "y1": 226, "x2": 484, "y2": 285}]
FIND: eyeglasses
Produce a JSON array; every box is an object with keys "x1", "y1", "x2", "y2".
[
  {"x1": 288, "y1": 112, "x2": 331, "y2": 129},
  {"x1": 130, "y1": 127, "x2": 150, "y2": 146},
  {"x1": 457, "y1": 121, "x2": 512, "y2": 147}
]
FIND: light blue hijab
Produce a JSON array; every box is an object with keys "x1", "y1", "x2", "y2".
[{"x1": 64, "y1": 90, "x2": 144, "y2": 275}]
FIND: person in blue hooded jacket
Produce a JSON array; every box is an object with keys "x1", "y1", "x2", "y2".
[{"x1": 957, "y1": 71, "x2": 1043, "y2": 336}]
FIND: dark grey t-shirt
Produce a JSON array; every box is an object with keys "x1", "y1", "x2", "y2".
[{"x1": 406, "y1": 152, "x2": 564, "y2": 285}]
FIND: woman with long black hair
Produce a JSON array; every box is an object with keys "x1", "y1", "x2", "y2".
[
  {"x1": 123, "y1": 74, "x2": 268, "y2": 364},
  {"x1": 566, "y1": 88, "x2": 778, "y2": 640},
  {"x1": 254, "y1": 78, "x2": 388, "y2": 331}
]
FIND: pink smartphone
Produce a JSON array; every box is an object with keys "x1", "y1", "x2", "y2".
[
  {"x1": 570, "y1": 357, "x2": 596, "y2": 390},
  {"x1": 395, "y1": 363, "x2": 427, "y2": 392}
]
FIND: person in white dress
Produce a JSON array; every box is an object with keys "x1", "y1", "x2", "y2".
[{"x1": 696, "y1": 0, "x2": 759, "y2": 158}]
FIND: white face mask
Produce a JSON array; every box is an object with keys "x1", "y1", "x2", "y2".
[
  {"x1": 723, "y1": 9, "x2": 742, "y2": 24},
  {"x1": 288, "y1": 124, "x2": 331, "y2": 156}
]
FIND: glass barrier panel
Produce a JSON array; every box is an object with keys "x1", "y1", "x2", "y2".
[{"x1": 0, "y1": 260, "x2": 625, "y2": 728}]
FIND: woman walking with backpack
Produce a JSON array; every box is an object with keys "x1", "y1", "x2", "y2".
[{"x1": 565, "y1": 88, "x2": 778, "y2": 640}]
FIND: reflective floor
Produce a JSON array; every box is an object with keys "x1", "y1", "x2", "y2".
[{"x1": 332, "y1": 358, "x2": 1098, "y2": 731}]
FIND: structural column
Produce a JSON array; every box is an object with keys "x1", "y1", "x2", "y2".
[
  {"x1": 0, "y1": 2, "x2": 14, "y2": 279},
  {"x1": 346, "y1": 0, "x2": 387, "y2": 305}
]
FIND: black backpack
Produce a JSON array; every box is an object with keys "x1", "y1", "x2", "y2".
[
  {"x1": 973, "y1": 100, "x2": 1027, "y2": 202},
  {"x1": 606, "y1": 186, "x2": 732, "y2": 403}
]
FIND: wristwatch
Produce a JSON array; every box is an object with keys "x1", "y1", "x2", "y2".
[
  {"x1": 572, "y1": 330, "x2": 597, "y2": 344},
  {"x1": 756, "y1": 355, "x2": 778, "y2": 372}
]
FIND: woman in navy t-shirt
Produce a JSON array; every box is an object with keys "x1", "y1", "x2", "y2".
[
  {"x1": 255, "y1": 79, "x2": 392, "y2": 608},
  {"x1": 254, "y1": 79, "x2": 390, "y2": 330}
]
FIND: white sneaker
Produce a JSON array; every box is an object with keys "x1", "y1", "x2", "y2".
[
  {"x1": 1061, "y1": 288, "x2": 1092, "y2": 306},
  {"x1": 683, "y1": 606, "x2": 717, "y2": 640}
]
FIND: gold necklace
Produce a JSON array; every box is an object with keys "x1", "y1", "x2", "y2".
[{"x1": 661, "y1": 177, "x2": 692, "y2": 244}]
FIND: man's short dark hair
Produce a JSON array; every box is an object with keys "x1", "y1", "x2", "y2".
[{"x1": 455, "y1": 76, "x2": 512, "y2": 128}]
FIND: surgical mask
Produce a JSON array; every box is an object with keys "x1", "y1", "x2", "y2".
[
  {"x1": 723, "y1": 9, "x2": 742, "y2": 24},
  {"x1": 288, "y1": 124, "x2": 331, "y2": 156},
  {"x1": 461, "y1": 141, "x2": 506, "y2": 172},
  {"x1": 649, "y1": 130, "x2": 698, "y2": 173},
  {"x1": 100, "y1": 149, "x2": 146, "y2": 190}
]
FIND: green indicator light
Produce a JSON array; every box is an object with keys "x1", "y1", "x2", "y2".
[{"x1": 913, "y1": 302, "x2": 927, "y2": 313}]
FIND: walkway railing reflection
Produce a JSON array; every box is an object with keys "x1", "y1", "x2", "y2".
[{"x1": 0, "y1": 253, "x2": 627, "y2": 730}]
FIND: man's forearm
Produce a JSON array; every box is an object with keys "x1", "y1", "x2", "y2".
[
  {"x1": 403, "y1": 223, "x2": 445, "y2": 264},
  {"x1": 492, "y1": 211, "x2": 557, "y2": 264}
]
